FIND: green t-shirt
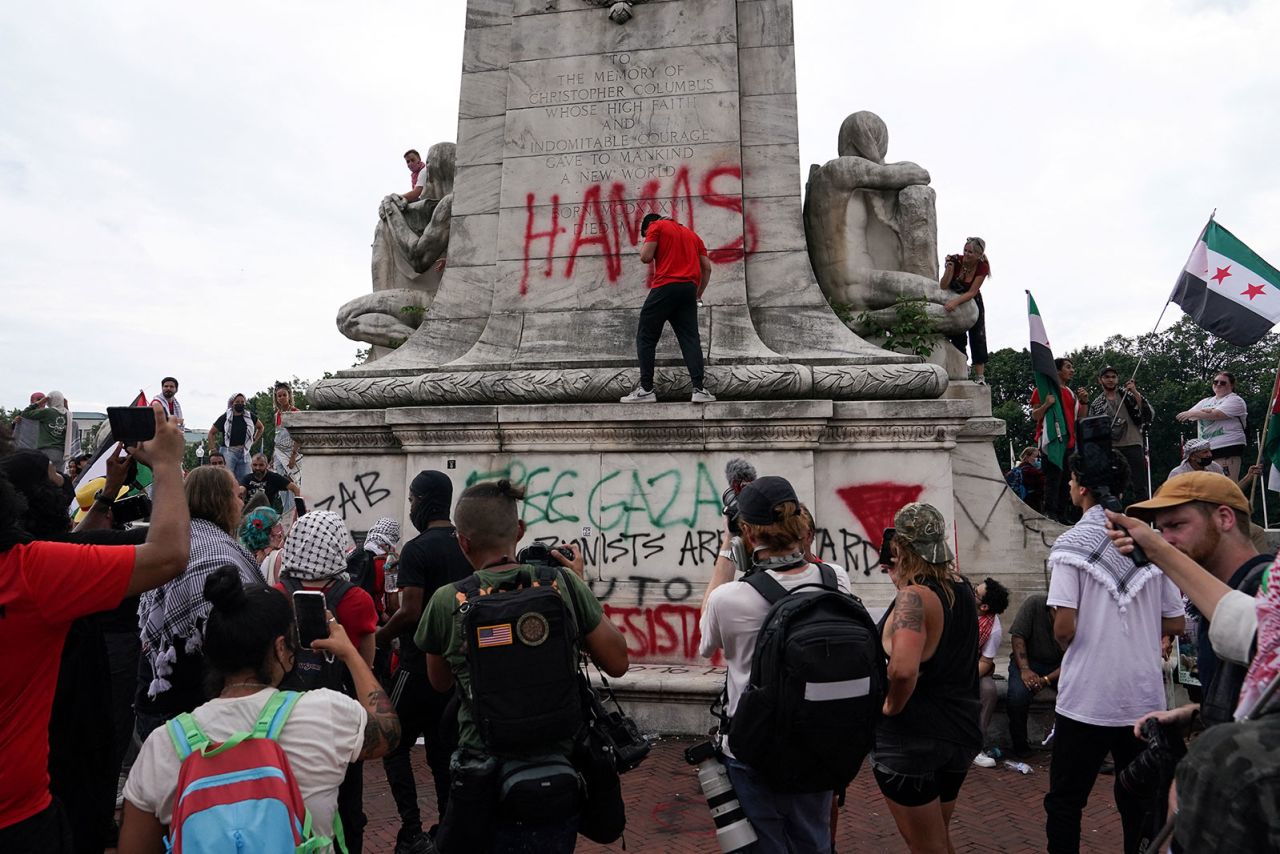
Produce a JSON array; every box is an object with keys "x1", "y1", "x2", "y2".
[
  {"x1": 415, "y1": 564, "x2": 604, "y2": 754},
  {"x1": 21, "y1": 403, "x2": 68, "y2": 450}
]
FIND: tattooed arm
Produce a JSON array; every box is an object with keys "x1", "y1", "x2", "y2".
[
  {"x1": 882, "y1": 585, "x2": 932, "y2": 716},
  {"x1": 311, "y1": 611, "x2": 401, "y2": 759}
]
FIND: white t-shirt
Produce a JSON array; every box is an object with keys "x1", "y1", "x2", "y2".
[
  {"x1": 980, "y1": 615, "x2": 1003, "y2": 660},
  {"x1": 124, "y1": 688, "x2": 366, "y2": 848},
  {"x1": 413, "y1": 166, "x2": 428, "y2": 192},
  {"x1": 699, "y1": 562, "x2": 853, "y2": 721},
  {"x1": 1047, "y1": 544, "x2": 1184, "y2": 727},
  {"x1": 1194, "y1": 392, "x2": 1247, "y2": 449}
]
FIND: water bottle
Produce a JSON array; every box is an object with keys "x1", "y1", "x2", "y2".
[{"x1": 1004, "y1": 760, "x2": 1033, "y2": 775}]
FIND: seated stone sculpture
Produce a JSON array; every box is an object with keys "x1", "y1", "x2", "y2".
[
  {"x1": 337, "y1": 141, "x2": 455, "y2": 351},
  {"x1": 805, "y1": 111, "x2": 977, "y2": 336}
]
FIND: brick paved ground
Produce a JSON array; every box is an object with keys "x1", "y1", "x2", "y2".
[{"x1": 359, "y1": 736, "x2": 1124, "y2": 853}]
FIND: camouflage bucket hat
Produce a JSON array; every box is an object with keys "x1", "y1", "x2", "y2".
[{"x1": 893, "y1": 502, "x2": 954, "y2": 564}]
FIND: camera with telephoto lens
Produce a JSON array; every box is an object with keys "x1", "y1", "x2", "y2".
[
  {"x1": 515, "y1": 541, "x2": 574, "y2": 567},
  {"x1": 1118, "y1": 717, "x2": 1186, "y2": 797},
  {"x1": 1075, "y1": 415, "x2": 1147, "y2": 564},
  {"x1": 685, "y1": 741, "x2": 758, "y2": 853}
]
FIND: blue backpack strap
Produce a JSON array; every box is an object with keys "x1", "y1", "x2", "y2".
[
  {"x1": 251, "y1": 690, "x2": 304, "y2": 740},
  {"x1": 166, "y1": 712, "x2": 209, "y2": 761}
]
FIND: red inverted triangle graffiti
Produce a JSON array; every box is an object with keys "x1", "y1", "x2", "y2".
[{"x1": 835, "y1": 483, "x2": 924, "y2": 549}]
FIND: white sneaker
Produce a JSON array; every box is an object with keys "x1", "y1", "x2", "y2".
[
  {"x1": 972, "y1": 752, "x2": 997, "y2": 768},
  {"x1": 691, "y1": 388, "x2": 717, "y2": 403},
  {"x1": 620, "y1": 387, "x2": 656, "y2": 403}
]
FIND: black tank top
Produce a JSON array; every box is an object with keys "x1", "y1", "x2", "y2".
[{"x1": 878, "y1": 578, "x2": 982, "y2": 749}]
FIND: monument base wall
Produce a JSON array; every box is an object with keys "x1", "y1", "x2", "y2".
[{"x1": 288, "y1": 390, "x2": 1057, "y2": 734}]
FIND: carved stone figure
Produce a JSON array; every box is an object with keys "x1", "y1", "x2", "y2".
[
  {"x1": 337, "y1": 142, "x2": 456, "y2": 351},
  {"x1": 582, "y1": 0, "x2": 651, "y2": 24},
  {"x1": 804, "y1": 111, "x2": 977, "y2": 336}
]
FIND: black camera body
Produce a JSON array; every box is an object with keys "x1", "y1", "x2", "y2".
[
  {"x1": 1118, "y1": 717, "x2": 1186, "y2": 797},
  {"x1": 515, "y1": 542, "x2": 574, "y2": 567},
  {"x1": 111, "y1": 492, "x2": 152, "y2": 527},
  {"x1": 721, "y1": 486, "x2": 742, "y2": 536},
  {"x1": 593, "y1": 705, "x2": 651, "y2": 773}
]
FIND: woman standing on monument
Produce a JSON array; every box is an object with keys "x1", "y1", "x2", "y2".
[{"x1": 941, "y1": 237, "x2": 991, "y2": 384}]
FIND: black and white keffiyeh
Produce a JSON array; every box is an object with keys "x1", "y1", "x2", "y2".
[
  {"x1": 1050, "y1": 505, "x2": 1161, "y2": 609},
  {"x1": 138, "y1": 518, "x2": 264, "y2": 697},
  {"x1": 363, "y1": 517, "x2": 401, "y2": 555},
  {"x1": 281, "y1": 510, "x2": 355, "y2": 583}
]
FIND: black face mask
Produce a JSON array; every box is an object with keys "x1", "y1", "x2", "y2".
[
  {"x1": 233, "y1": 404, "x2": 245, "y2": 413},
  {"x1": 409, "y1": 498, "x2": 432, "y2": 533}
]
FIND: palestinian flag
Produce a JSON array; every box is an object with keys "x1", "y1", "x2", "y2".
[
  {"x1": 1028, "y1": 291, "x2": 1069, "y2": 468},
  {"x1": 1173, "y1": 219, "x2": 1280, "y2": 347}
]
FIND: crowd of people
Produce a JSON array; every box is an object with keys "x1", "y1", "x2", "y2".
[
  {"x1": 3, "y1": 358, "x2": 1278, "y2": 854},
  {"x1": 1011, "y1": 363, "x2": 1263, "y2": 523}
]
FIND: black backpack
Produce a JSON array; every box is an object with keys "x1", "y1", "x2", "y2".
[
  {"x1": 454, "y1": 564, "x2": 582, "y2": 754},
  {"x1": 727, "y1": 564, "x2": 885, "y2": 792},
  {"x1": 346, "y1": 549, "x2": 380, "y2": 604},
  {"x1": 278, "y1": 577, "x2": 358, "y2": 696}
]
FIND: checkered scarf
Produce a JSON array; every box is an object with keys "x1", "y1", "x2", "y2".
[
  {"x1": 363, "y1": 517, "x2": 401, "y2": 555},
  {"x1": 1237, "y1": 563, "x2": 1279, "y2": 719},
  {"x1": 281, "y1": 510, "x2": 355, "y2": 583},
  {"x1": 138, "y1": 519, "x2": 264, "y2": 698},
  {"x1": 1050, "y1": 505, "x2": 1162, "y2": 609}
]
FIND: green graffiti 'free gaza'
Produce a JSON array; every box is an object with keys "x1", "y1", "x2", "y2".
[{"x1": 465, "y1": 461, "x2": 723, "y2": 534}]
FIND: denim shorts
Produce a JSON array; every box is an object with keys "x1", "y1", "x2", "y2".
[{"x1": 871, "y1": 729, "x2": 976, "y2": 807}]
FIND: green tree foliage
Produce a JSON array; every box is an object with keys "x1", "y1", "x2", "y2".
[
  {"x1": 987, "y1": 316, "x2": 1280, "y2": 514},
  {"x1": 243, "y1": 377, "x2": 314, "y2": 461}
]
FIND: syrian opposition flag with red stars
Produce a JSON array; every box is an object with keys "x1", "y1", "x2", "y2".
[{"x1": 1172, "y1": 219, "x2": 1280, "y2": 347}]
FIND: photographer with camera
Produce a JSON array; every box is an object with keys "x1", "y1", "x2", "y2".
[
  {"x1": 697, "y1": 476, "x2": 865, "y2": 852},
  {"x1": 416, "y1": 479, "x2": 628, "y2": 853},
  {"x1": 1121, "y1": 473, "x2": 1271, "y2": 729},
  {"x1": 1042, "y1": 436, "x2": 1185, "y2": 854}
]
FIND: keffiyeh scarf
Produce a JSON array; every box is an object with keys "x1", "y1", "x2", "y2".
[
  {"x1": 1050, "y1": 505, "x2": 1162, "y2": 610},
  {"x1": 138, "y1": 519, "x2": 263, "y2": 698},
  {"x1": 363, "y1": 517, "x2": 401, "y2": 555},
  {"x1": 281, "y1": 510, "x2": 355, "y2": 583},
  {"x1": 1236, "y1": 563, "x2": 1279, "y2": 719},
  {"x1": 978, "y1": 614, "x2": 995, "y2": 651}
]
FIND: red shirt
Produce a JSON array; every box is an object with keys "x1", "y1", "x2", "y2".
[
  {"x1": 275, "y1": 581, "x2": 378, "y2": 650},
  {"x1": 645, "y1": 218, "x2": 707, "y2": 288},
  {"x1": 0, "y1": 541, "x2": 135, "y2": 829},
  {"x1": 1031, "y1": 386, "x2": 1078, "y2": 450}
]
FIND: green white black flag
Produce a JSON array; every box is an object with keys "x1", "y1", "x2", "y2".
[
  {"x1": 1172, "y1": 219, "x2": 1280, "y2": 347},
  {"x1": 1027, "y1": 291, "x2": 1068, "y2": 468}
]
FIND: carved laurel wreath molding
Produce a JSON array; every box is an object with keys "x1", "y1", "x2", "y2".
[
  {"x1": 582, "y1": 0, "x2": 652, "y2": 24},
  {"x1": 292, "y1": 420, "x2": 963, "y2": 453},
  {"x1": 309, "y1": 362, "x2": 947, "y2": 410}
]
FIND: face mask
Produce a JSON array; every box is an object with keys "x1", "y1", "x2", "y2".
[{"x1": 233, "y1": 403, "x2": 245, "y2": 413}]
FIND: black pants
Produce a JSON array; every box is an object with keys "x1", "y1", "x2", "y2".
[
  {"x1": 946, "y1": 292, "x2": 988, "y2": 365},
  {"x1": 1043, "y1": 458, "x2": 1068, "y2": 522},
  {"x1": 104, "y1": 630, "x2": 140, "y2": 776},
  {"x1": 1116, "y1": 443, "x2": 1148, "y2": 503},
  {"x1": 0, "y1": 800, "x2": 74, "y2": 854},
  {"x1": 382, "y1": 669, "x2": 453, "y2": 836},
  {"x1": 337, "y1": 761, "x2": 365, "y2": 854},
  {"x1": 1044, "y1": 714, "x2": 1150, "y2": 854},
  {"x1": 636, "y1": 281, "x2": 704, "y2": 390}
]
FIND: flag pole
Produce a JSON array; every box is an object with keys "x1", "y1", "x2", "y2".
[{"x1": 1250, "y1": 351, "x2": 1280, "y2": 514}]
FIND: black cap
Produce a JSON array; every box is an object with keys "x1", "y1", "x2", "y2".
[
  {"x1": 1098, "y1": 365, "x2": 1118, "y2": 376},
  {"x1": 737, "y1": 476, "x2": 799, "y2": 525}
]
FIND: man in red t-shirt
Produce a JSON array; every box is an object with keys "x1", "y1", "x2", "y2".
[
  {"x1": 0, "y1": 404, "x2": 191, "y2": 850},
  {"x1": 620, "y1": 213, "x2": 717, "y2": 403},
  {"x1": 1030, "y1": 357, "x2": 1088, "y2": 523}
]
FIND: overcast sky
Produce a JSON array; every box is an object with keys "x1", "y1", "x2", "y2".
[{"x1": 3, "y1": 0, "x2": 1277, "y2": 428}]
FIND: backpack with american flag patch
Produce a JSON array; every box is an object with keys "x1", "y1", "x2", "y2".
[{"x1": 454, "y1": 564, "x2": 582, "y2": 752}]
